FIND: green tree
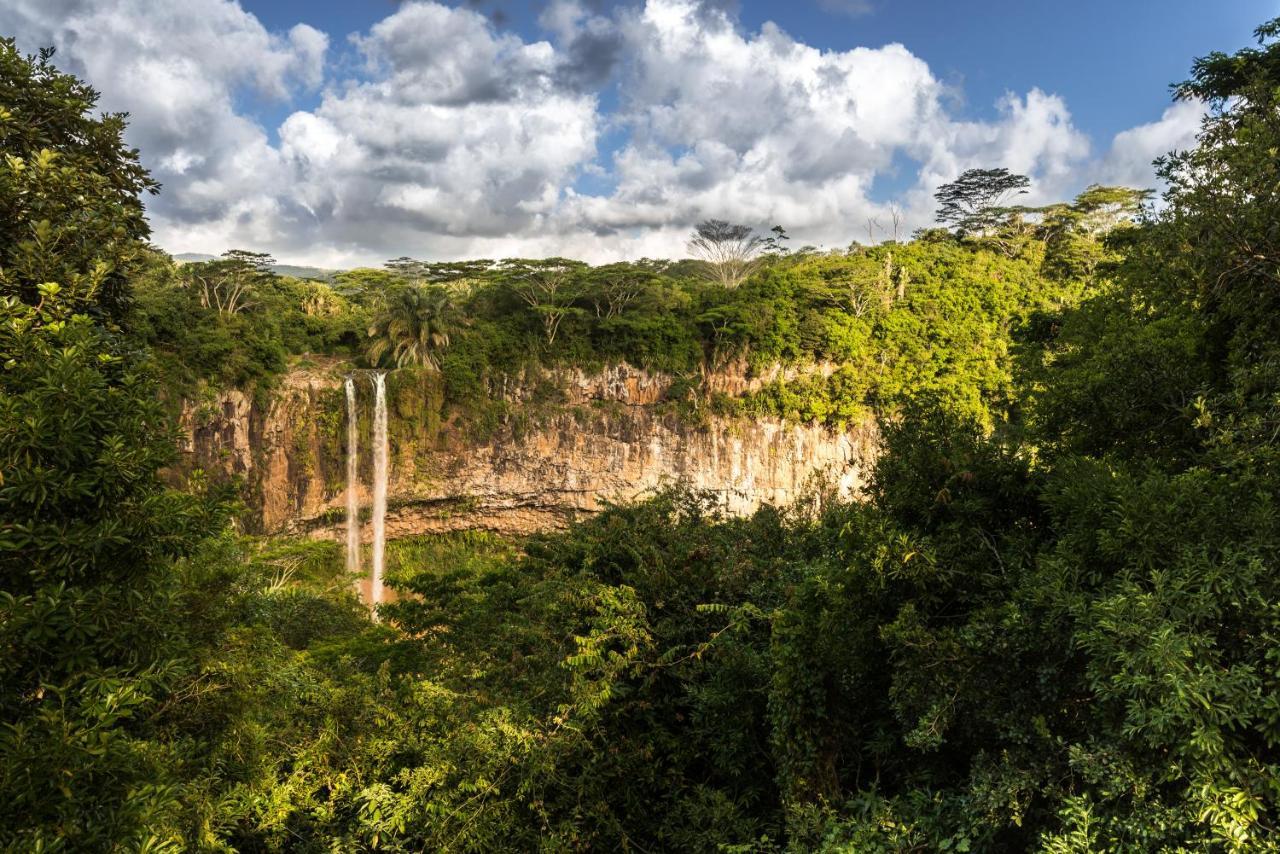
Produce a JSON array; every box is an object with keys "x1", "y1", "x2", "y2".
[
  {"x1": 182, "y1": 249, "x2": 275, "y2": 318},
  {"x1": 0, "y1": 293, "x2": 228, "y2": 849},
  {"x1": 0, "y1": 45, "x2": 231, "y2": 844},
  {"x1": 689, "y1": 219, "x2": 765, "y2": 288},
  {"x1": 584, "y1": 260, "x2": 664, "y2": 319},
  {"x1": 1039, "y1": 185, "x2": 1149, "y2": 281},
  {"x1": 366, "y1": 283, "x2": 454, "y2": 369},
  {"x1": 0, "y1": 41, "x2": 158, "y2": 323},
  {"x1": 497, "y1": 257, "x2": 587, "y2": 345},
  {"x1": 934, "y1": 167, "x2": 1031, "y2": 237}
]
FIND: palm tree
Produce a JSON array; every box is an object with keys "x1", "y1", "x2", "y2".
[{"x1": 366, "y1": 284, "x2": 453, "y2": 369}]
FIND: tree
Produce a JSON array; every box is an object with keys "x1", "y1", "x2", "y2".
[
  {"x1": 385, "y1": 257, "x2": 495, "y2": 284},
  {"x1": 688, "y1": 219, "x2": 764, "y2": 288},
  {"x1": 0, "y1": 43, "x2": 228, "y2": 847},
  {"x1": 182, "y1": 249, "x2": 275, "y2": 318},
  {"x1": 863, "y1": 215, "x2": 882, "y2": 245},
  {"x1": 887, "y1": 202, "x2": 905, "y2": 243},
  {"x1": 366, "y1": 284, "x2": 454, "y2": 369},
  {"x1": 0, "y1": 41, "x2": 158, "y2": 323},
  {"x1": 498, "y1": 258, "x2": 587, "y2": 345},
  {"x1": 934, "y1": 168, "x2": 1031, "y2": 236},
  {"x1": 585, "y1": 261, "x2": 663, "y2": 319},
  {"x1": 1039, "y1": 185, "x2": 1149, "y2": 280},
  {"x1": 761, "y1": 225, "x2": 792, "y2": 256}
]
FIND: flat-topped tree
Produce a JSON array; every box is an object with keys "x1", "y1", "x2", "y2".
[
  {"x1": 497, "y1": 257, "x2": 588, "y2": 345},
  {"x1": 934, "y1": 167, "x2": 1031, "y2": 237},
  {"x1": 181, "y1": 249, "x2": 275, "y2": 318},
  {"x1": 688, "y1": 219, "x2": 764, "y2": 288},
  {"x1": 585, "y1": 260, "x2": 667, "y2": 319},
  {"x1": 386, "y1": 257, "x2": 496, "y2": 284}
]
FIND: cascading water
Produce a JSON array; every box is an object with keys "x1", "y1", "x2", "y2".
[
  {"x1": 344, "y1": 376, "x2": 361, "y2": 576},
  {"x1": 370, "y1": 371, "x2": 389, "y2": 613}
]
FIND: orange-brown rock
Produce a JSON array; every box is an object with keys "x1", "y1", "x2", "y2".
[{"x1": 176, "y1": 358, "x2": 878, "y2": 540}]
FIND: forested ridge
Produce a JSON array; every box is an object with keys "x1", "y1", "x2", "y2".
[{"x1": 3, "y1": 18, "x2": 1280, "y2": 852}]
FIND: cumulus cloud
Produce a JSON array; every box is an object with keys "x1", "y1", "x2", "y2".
[
  {"x1": 1099, "y1": 99, "x2": 1204, "y2": 190},
  {"x1": 270, "y1": 1, "x2": 599, "y2": 259},
  {"x1": 559, "y1": 0, "x2": 1090, "y2": 249},
  {"x1": 4, "y1": 0, "x2": 326, "y2": 252},
  {"x1": 0, "y1": 0, "x2": 1192, "y2": 264}
]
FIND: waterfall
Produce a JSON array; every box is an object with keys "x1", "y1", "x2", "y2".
[
  {"x1": 370, "y1": 371, "x2": 389, "y2": 613},
  {"x1": 344, "y1": 376, "x2": 361, "y2": 577}
]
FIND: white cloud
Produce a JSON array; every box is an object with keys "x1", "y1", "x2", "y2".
[
  {"x1": 560, "y1": 0, "x2": 1090, "y2": 250},
  {"x1": 0, "y1": 0, "x2": 1193, "y2": 265},
  {"x1": 4, "y1": 0, "x2": 326, "y2": 255},
  {"x1": 269, "y1": 1, "x2": 601, "y2": 261},
  {"x1": 1099, "y1": 99, "x2": 1204, "y2": 190}
]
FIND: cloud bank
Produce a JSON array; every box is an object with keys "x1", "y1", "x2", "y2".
[{"x1": 3, "y1": 0, "x2": 1203, "y2": 265}]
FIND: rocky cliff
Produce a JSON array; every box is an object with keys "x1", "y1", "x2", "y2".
[{"x1": 177, "y1": 358, "x2": 878, "y2": 540}]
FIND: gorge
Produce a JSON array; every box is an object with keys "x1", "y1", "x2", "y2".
[{"x1": 178, "y1": 359, "x2": 879, "y2": 544}]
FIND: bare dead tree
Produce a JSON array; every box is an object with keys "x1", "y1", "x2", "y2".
[
  {"x1": 864, "y1": 216, "x2": 882, "y2": 246},
  {"x1": 688, "y1": 219, "x2": 763, "y2": 288},
  {"x1": 888, "y1": 203, "x2": 904, "y2": 242},
  {"x1": 844, "y1": 280, "x2": 876, "y2": 318}
]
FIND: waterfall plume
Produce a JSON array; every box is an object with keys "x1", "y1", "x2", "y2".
[
  {"x1": 344, "y1": 376, "x2": 360, "y2": 576},
  {"x1": 370, "y1": 371, "x2": 389, "y2": 614}
]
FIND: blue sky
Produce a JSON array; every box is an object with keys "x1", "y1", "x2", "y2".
[
  {"x1": 240, "y1": 1, "x2": 1273, "y2": 150},
  {"x1": 5, "y1": 0, "x2": 1272, "y2": 264}
]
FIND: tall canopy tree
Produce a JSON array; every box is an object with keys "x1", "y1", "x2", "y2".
[
  {"x1": 386, "y1": 256, "x2": 496, "y2": 284},
  {"x1": 1039, "y1": 185, "x2": 1149, "y2": 280},
  {"x1": 0, "y1": 42, "x2": 228, "y2": 848},
  {"x1": 182, "y1": 249, "x2": 276, "y2": 318},
  {"x1": 688, "y1": 219, "x2": 764, "y2": 288},
  {"x1": 934, "y1": 167, "x2": 1031, "y2": 236},
  {"x1": 498, "y1": 257, "x2": 587, "y2": 345},
  {"x1": 0, "y1": 41, "x2": 157, "y2": 322},
  {"x1": 584, "y1": 261, "x2": 664, "y2": 319}
]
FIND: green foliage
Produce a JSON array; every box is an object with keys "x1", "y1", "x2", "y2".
[
  {"x1": 934, "y1": 167, "x2": 1031, "y2": 237},
  {"x1": 130, "y1": 210, "x2": 1101, "y2": 436},
  {"x1": 1039, "y1": 185, "x2": 1149, "y2": 282},
  {"x1": 132, "y1": 249, "x2": 367, "y2": 390},
  {"x1": 0, "y1": 40, "x2": 157, "y2": 323},
  {"x1": 12, "y1": 21, "x2": 1280, "y2": 853},
  {"x1": 366, "y1": 283, "x2": 453, "y2": 370},
  {"x1": 0, "y1": 283, "x2": 229, "y2": 850}
]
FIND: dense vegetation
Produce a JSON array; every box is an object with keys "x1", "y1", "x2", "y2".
[
  {"x1": 4, "y1": 19, "x2": 1280, "y2": 852},
  {"x1": 131, "y1": 190, "x2": 1122, "y2": 431}
]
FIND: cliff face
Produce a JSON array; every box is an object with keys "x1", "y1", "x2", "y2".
[{"x1": 177, "y1": 359, "x2": 878, "y2": 540}]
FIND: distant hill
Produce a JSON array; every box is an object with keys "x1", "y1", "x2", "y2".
[
  {"x1": 270, "y1": 264, "x2": 339, "y2": 281},
  {"x1": 172, "y1": 253, "x2": 338, "y2": 281}
]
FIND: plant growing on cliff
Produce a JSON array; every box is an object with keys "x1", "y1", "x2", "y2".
[
  {"x1": 499, "y1": 257, "x2": 588, "y2": 345},
  {"x1": 366, "y1": 283, "x2": 454, "y2": 370}
]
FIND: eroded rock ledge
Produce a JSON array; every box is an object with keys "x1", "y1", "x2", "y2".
[{"x1": 176, "y1": 359, "x2": 878, "y2": 539}]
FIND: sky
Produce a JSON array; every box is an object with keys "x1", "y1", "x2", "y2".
[{"x1": 3, "y1": 0, "x2": 1275, "y2": 267}]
